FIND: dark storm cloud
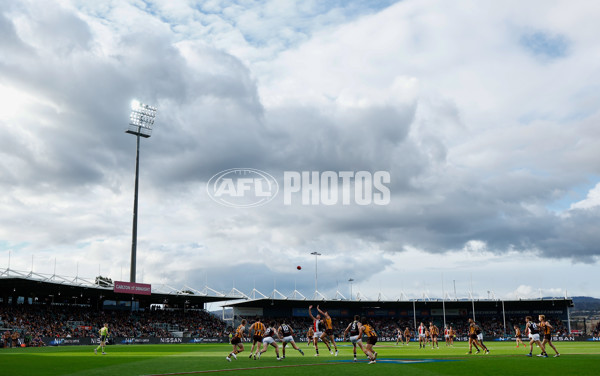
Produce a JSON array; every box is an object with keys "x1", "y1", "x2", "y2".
[
  {"x1": 0, "y1": 3, "x2": 265, "y2": 192},
  {"x1": 2, "y1": 0, "x2": 600, "y2": 292}
]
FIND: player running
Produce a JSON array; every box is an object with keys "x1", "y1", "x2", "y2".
[
  {"x1": 317, "y1": 305, "x2": 338, "y2": 356},
  {"x1": 525, "y1": 316, "x2": 547, "y2": 358},
  {"x1": 247, "y1": 317, "x2": 266, "y2": 359},
  {"x1": 362, "y1": 317, "x2": 378, "y2": 364},
  {"x1": 514, "y1": 325, "x2": 527, "y2": 348},
  {"x1": 226, "y1": 319, "x2": 246, "y2": 362},
  {"x1": 94, "y1": 323, "x2": 109, "y2": 355},
  {"x1": 395, "y1": 327, "x2": 403, "y2": 345},
  {"x1": 256, "y1": 321, "x2": 281, "y2": 360},
  {"x1": 343, "y1": 315, "x2": 369, "y2": 362},
  {"x1": 539, "y1": 315, "x2": 560, "y2": 357},
  {"x1": 404, "y1": 327, "x2": 411, "y2": 345},
  {"x1": 476, "y1": 321, "x2": 490, "y2": 354},
  {"x1": 277, "y1": 321, "x2": 305, "y2": 359}
]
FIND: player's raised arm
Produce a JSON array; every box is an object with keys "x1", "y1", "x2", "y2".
[
  {"x1": 343, "y1": 323, "x2": 352, "y2": 339},
  {"x1": 317, "y1": 306, "x2": 329, "y2": 317},
  {"x1": 308, "y1": 305, "x2": 316, "y2": 321}
]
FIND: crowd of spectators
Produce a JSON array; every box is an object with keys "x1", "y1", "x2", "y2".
[
  {"x1": 592, "y1": 321, "x2": 600, "y2": 338},
  {"x1": 0, "y1": 304, "x2": 226, "y2": 347},
  {"x1": 1, "y1": 303, "x2": 571, "y2": 349}
]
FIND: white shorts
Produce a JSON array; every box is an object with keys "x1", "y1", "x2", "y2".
[
  {"x1": 263, "y1": 337, "x2": 275, "y2": 345},
  {"x1": 445, "y1": 335, "x2": 449, "y2": 339},
  {"x1": 529, "y1": 333, "x2": 540, "y2": 342},
  {"x1": 282, "y1": 336, "x2": 294, "y2": 343},
  {"x1": 350, "y1": 335, "x2": 362, "y2": 344},
  {"x1": 419, "y1": 334, "x2": 426, "y2": 338},
  {"x1": 477, "y1": 334, "x2": 483, "y2": 341},
  {"x1": 314, "y1": 331, "x2": 323, "y2": 338}
]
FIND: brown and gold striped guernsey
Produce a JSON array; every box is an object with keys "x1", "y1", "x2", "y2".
[
  {"x1": 255, "y1": 322, "x2": 265, "y2": 336},
  {"x1": 363, "y1": 324, "x2": 377, "y2": 337}
]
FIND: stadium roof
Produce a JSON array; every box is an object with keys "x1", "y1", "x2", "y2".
[
  {"x1": 0, "y1": 268, "x2": 241, "y2": 307},
  {"x1": 223, "y1": 297, "x2": 574, "y2": 310}
]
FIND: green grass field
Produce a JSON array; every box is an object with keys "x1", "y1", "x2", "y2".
[{"x1": 2, "y1": 341, "x2": 599, "y2": 376}]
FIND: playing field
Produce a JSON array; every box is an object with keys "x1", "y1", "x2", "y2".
[{"x1": 1, "y1": 342, "x2": 599, "y2": 376}]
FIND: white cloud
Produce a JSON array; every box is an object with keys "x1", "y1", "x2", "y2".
[
  {"x1": 569, "y1": 183, "x2": 600, "y2": 210},
  {"x1": 1, "y1": 0, "x2": 600, "y2": 300}
]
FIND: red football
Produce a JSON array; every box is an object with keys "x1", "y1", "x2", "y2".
[{"x1": 297, "y1": 266, "x2": 302, "y2": 270}]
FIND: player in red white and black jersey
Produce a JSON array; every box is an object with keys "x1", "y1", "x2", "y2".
[
  {"x1": 308, "y1": 305, "x2": 332, "y2": 356},
  {"x1": 226, "y1": 319, "x2": 246, "y2": 362},
  {"x1": 444, "y1": 325, "x2": 451, "y2": 346},
  {"x1": 417, "y1": 322, "x2": 427, "y2": 348},
  {"x1": 256, "y1": 322, "x2": 281, "y2": 360},
  {"x1": 277, "y1": 322, "x2": 305, "y2": 359}
]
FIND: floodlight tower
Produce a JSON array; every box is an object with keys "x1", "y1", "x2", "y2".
[
  {"x1": 126, "y1": 100, "x2": 157, "y2": 283},
  {"x1": 310, "y1": 251, "x2": 322, "y2": 299}
]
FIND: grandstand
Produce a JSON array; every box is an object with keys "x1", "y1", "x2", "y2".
[
  {"x1": 0, "y1": 267, "x2": 241, "y2": 310},
  {"x1": 224, "y1": 297, "x2": 574, "y2": 339},
  {"x1": 0, "y1": 265, "x2": 579, "y2": 347},
  {"x1": 0, "y1": 266, "x2": 241, "y2": 347}
]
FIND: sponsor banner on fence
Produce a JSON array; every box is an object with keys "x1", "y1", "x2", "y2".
[
  {"x1": 114, "y1": 281, "x2": 152, "y2": 295},
  {"x1": 37, "y1": 335, "x2": 597, "y2": 346},
  {"x1": 42, "y1": 337, "x2": 229, "y2": 346}
]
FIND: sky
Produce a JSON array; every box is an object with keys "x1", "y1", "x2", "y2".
[{"x1": 1, "y1": 0, "x2": 600, "y2": 305}]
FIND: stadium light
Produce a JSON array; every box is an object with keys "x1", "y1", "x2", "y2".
[
  {"x1": 126, "y1": 99, "x2": 158, "y2": 283},
  {"x1": 348, "y1": 278, "x2": 354, "y2": 301},
  {"x1": 310, "y1": 252, "x2": 321, "y2": 298}
]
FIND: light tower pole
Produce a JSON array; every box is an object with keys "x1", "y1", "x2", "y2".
[
  {"x1": 126, "y1": 100, "x2": 157, "y2": 283},
  {"x1": 310, "y1": 251, "x2": 323, "y2": 299}
]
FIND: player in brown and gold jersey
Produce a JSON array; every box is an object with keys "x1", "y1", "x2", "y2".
[
  {"x1": 404, "y1": 327, "x2": 411, "y2": 345},
  {"x1": 317, "y1": 305, "x2": 338, "y2": 356},
  {"x1": 226, "y1": 319, "x2": 246, "y2": 362},
  {"x1": 466, "y1": 319, "x2": 484, "y2": 354},
  {"x1": 308, "y1": 305, "x2": 332, "y2": 356},
  {"x1": 539, "y1": 315, "x2": 560, "y2": 357},
  {"x1": 307, "y1": 327, "x2": 314, "y2": 347},
  {"x1": 248, "y1": 317, "x2": 266, "y2": 359},
  {"x1": 448, "y1": 326, "x2": 455, "y2": 346},
  {"x1": 361, "y1": 317, "x2": 378, "y2": 364},
  {"x1": 429, "y1": 322, "x2": 439, "y2": 349},
  {"x1": 514, "y1": 325, "x2": 526, "y2": 348}
]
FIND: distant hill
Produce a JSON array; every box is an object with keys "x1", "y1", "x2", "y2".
[
  {"x1": 571, "y1": 296, "x2": 600, "y2": 312},
  {"x1": 210, "y1": 308, "x2": 233, "y2": 319}
]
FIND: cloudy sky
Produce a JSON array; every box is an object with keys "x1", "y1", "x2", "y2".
[{"x1": 1, "y1": 0, "x2": 599, "y2": 305}]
